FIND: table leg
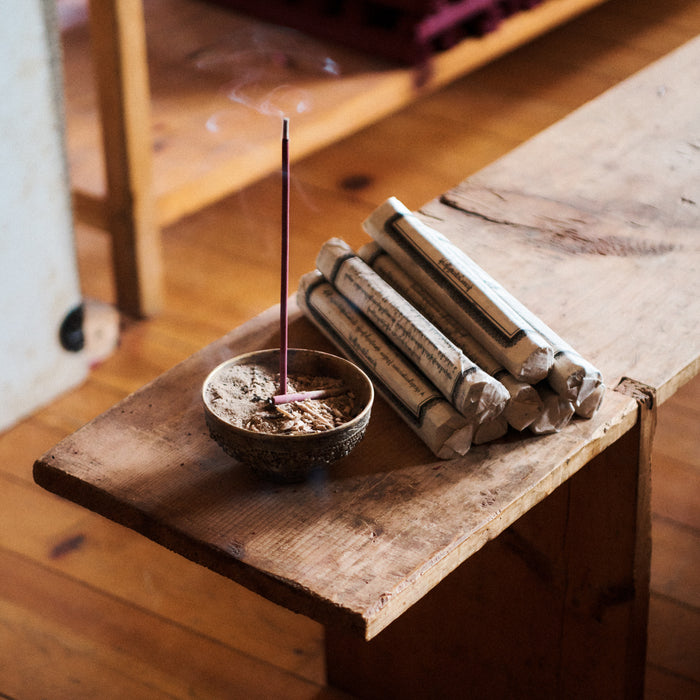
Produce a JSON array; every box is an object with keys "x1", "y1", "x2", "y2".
[
  {"x1": 326, "y1": 403, "x2": 653, "y2": 699},
  {"x1": 88, "y1": 0, "x2": 162, "y2": 317}
]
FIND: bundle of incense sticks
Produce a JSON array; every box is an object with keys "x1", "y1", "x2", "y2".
[
  {"x1": 297, "y1": 198, "x2": 605, "y2": 456},
  {"x1": 359, "y1": 242, "x2": 544, "y2": 432},
  {"x1": 363, "y1": 197, "x2": 555, "y2": 384},
  {"x1": 363, "y1": 198, "x2": 604, "y2": 425},
  {"x1": 316, "y1": 238, "x2": 509, "y2": 425},
  {"x1": 298, "y1": 271, "x2": 474, "y2": 459},
  {"x1": 363, "y1": 199, "x2": 604, "y2": 412}
]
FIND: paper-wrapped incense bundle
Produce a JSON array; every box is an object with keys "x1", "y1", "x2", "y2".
[
  {"x1": 363, "y1": 197, "x2": 554, "y2": 384},
  {"x1": 432, "y1": 199, "x2": 603, "y2": 405},
  {"x1": 528, "y1": 385, "x2": 575, "y2": 435},
  {"x1": 574, "y1": 382, "x2": 606, "y2": 419},
  {"x1": 298, "y1": 271, "x2": 474, "y2": 459},
  {"x1": 473, "y1": 416, "x2": 509, "y2": 445},
  {"x1": 470, "y1": 269, "x2": 603, "y2": 406},
  {"x1": 359, "y1": 241, "x2": 543, "y2": 432},
  {"x1": 316, "y1": 238, "x2": 508, "y2": 425},
  {"x1": 468, "y1": 268, "x2": 604, "y2": 407}
]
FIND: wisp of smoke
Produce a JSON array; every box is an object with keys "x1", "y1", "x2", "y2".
[{"x1": 193, "y1": 25, "x2": 341, "y2": 121}]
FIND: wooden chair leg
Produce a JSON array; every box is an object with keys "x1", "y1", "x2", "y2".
[{"x1": 88, "y1": 0, "x2": 163, "y2": 317}]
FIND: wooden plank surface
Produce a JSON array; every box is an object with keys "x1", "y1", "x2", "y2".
[
  {"x1": 33, "y1": 303, "x2": 638, "y2": 639},
  {"x1": 422, "y1": 34, "x2": 700, "y2": 404},
  {"x1": 0, "y1": 547, "x2": 342, "y2": 700}
]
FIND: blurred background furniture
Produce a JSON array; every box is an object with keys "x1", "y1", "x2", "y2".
[{"x1": 66, "y1": 0, "x2": 609, "y2": 316}]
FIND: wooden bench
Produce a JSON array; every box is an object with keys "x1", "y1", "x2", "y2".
[{"x1": 36, "y1": 36, "x2": 700, "y2": 698}]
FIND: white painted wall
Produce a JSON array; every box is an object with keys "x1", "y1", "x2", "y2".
[{"x1": 0, "y1": 0, "x2": 87, "y2": 432}]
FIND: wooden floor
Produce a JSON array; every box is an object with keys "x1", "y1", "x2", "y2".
[{"x1": 2, "y1": 0, "x2": 699, "y2": 697}]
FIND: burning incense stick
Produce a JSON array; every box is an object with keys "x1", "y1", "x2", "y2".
[
  {"x1": 273, "y1": 120, "x2": 353, "y2": 409},
  {"x1": 278, "y1": 117, "x2": 290, "y2": 397}
]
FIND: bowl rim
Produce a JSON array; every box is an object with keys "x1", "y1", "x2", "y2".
[{"x1": 202, "y1": 347, "x2": 374, "y2": 441}]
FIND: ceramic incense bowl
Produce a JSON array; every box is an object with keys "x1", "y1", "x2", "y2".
[{"x1": 202, "y1": 348, "x2": 374, "y2": 482}]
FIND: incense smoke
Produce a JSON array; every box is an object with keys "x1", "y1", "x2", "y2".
[{"x1": 193, "y1": 25, "x2": 341, "y2": 130}]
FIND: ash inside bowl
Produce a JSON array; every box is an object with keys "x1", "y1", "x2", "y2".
[{"x1": 205, "y1": 362, "x2": 356, "y2": 435}]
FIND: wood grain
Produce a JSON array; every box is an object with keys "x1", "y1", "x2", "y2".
[
  {"x1": 66, "y1": 0, "x2": 611, "y2": 223},
  {"x1": 327, "y1": 423, "x2": 651, "y2": 698},
  {"x1": 426, "y1": 33, "x2": 700, "y2": 402},
  {"x1": 67, "y1": 0, "x2": 613, "y2": 316},
  {"x1": 5, "y1": 0, "x2": 699, "y2": 695},
  {"x1": 0, "y1": 549, "x2": 341, "y2": 699}
]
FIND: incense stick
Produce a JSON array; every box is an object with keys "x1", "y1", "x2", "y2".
[
  {"x1": 279, "y1": 117, "x2": 290, "y2": 396},
  {"x1": 271, "y1": 385, "x2": 348, "y2": 406}
]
